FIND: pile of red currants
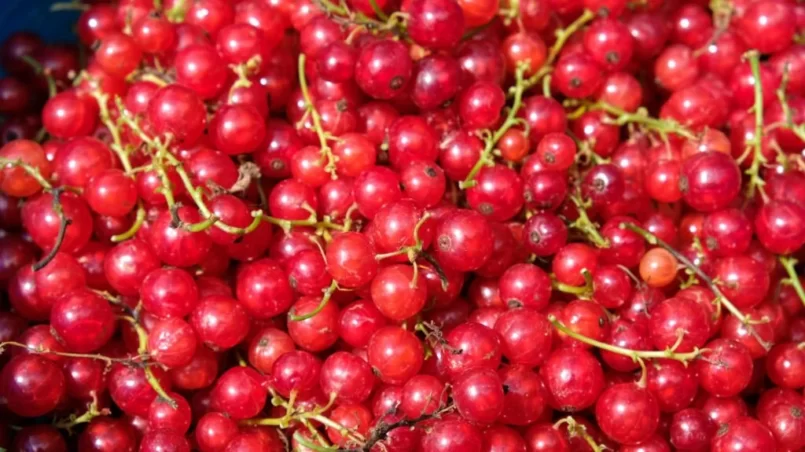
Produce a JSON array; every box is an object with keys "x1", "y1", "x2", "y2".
[{"x1": 0, "y1": 0, "x2": 804, "y2": 450}]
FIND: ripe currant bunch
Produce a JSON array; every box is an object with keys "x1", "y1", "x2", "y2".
[{"x1": 0, "y1": 0, "x2": 804, "y2": 451}]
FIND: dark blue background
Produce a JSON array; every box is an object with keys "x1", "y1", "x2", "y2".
[
  {"x1": 0, "y1": 0, "x2": 80, "y2": 60},
  {"x1": 0, "y1": 0, "x2": 79, "y2": 43}
]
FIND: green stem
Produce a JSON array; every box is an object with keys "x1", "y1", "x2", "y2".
[
  {"x1": 621, "y1": 222, "x2": 770, "y2": 351},
  {"x1": 552, "y1": 278, "x2": 592, "y2": 298},
  {"x1": 114, "y1": 97, "x2": 157, "y2": 149},
  {"x1": 569, "y1": 195, "x2": 609, "y2": 248},
  {"x1": 164, "y1": 151, "x2": 265, "y2": 233},
  {"x1": 375, "y1": 248, "x2": 410, "y2": 261},
  {"x1": 518, "y1": 65, "x2": 552, "y2": 96},
  {"x1": 548, "y1": 315, "x2": 701, "y2": 363},
  {"x1": 172, "y1": 147, "x2": 320, "y2": 235},
  {"x1": 226, "y1": 55, "x2": 262, "y2": 97},
  {"x1": 122, "y1": 315, "x2": 177, "y2": 408},
  {"x1": 579, "y1": 431, "x2": 603, "y2": 452},
  {"x1": 293, "y1": 430, "x2": 336, "y2": 452},
  {"x1": 542, "y1": 73, "x2": 552, "y2": 98},
  {"x1": 94, "y1": 290, "x2": 137, "y2": 316},
  {"x1": 461, "y1": 64, "x2": 529, "y2": 189},
  {"x1": 498, "y1": 0, "x2": 519, "y2": 23},
  {"x1": 53, "y1": 397, "x2": 108, "y2": 433},
  {"x1": 145, "y1": 367, "x2": 177, "y2": 408},
  {"x1": 0, "y1": 341, "x2": 121, "y2": 367},
  {"x1": 302, "y1": 418, "x2": 333, "y2": 448},
  {"x1": 242, "y1": 393, "x2": 298, "y2": 428},
  {"x1": 153, "y1": 147, "x2": 177, "y2": 208},
  {"x1": 241, "y1": 392, "x2": 349, "y2": 449},
  {"x1": 780, "y1": 257, "x2": 805, "y2": 307},
  {"x1": 316, "y1": 0, "x2": 405, "y2": 34},
  {"x1": 0, "y1": 157, "x2": 53, "y2": 191},
  {"x1": 35, "y1": 127, "x2": 48, "y2": 143},
  {"x1": 94, "y1": 94, "x2": 134, "y2": 173},
  {"x1": 139, "y1": 72, "x2": 169, "y2": 87},
  {"x1": 112, "y1": 203, "x2": 146, "y2": 242},
  {"x1": 242, "y1": 215, "x2": 266, "y2": 235},
  {"x1": 298, "y1": 54, "x2": 337, "y2": 178},
  {"x1": 554, "y1": 417, "x2": 604, "y2": 452},
  {"x1": 551, "y1": 268, "x2": 593, "y2": 298},
  {"x1": 788, "y1": 125, "x2": 805, "y2": 144},
  {"x1": 288, "y1": 280, "x2": 339, "y2": 322},
  {"x1": 235, "y1": 351, "x2": 248, "y2": 367},
  {"x1": 521, "y1": 9, "x2": 596, "y2": 91},
  {"x1": 49, "y1": 1, "x2": 89, "y2": 11},
  {"x1": 776, "y1": 63, "x2": 792, "y2": 124},
  {"x1": 259, "y1": 212, "x2": 319, "y2": 234},
  {"x1": 115, "y1": 97, "x2": 326, "y2": 238},
  {"x1": 184, "y1": 215, "x2": 219, "y2": 233},
  {"x1": 21, "y1": 55, "x2": 57, "y2": 97},
  {"x1": 241, "y1": 417, "x2": 285, "y2": 427},
  {"x1": 317, "y1": 0, "x2": 349, "y2": 16},
  {"x1": 165, "y1": 0, "x2": 187, "y2": 22},
  {"x1": 368, "y1": 0, "x2": 388, "y2": 20},
  {"x1": 709, "y1": 0, "x2": 733, "y2": 29},
  {"x1": 375, "y1": 211, "x2": 433, "y2": 261},
  {"x1": 772, "y1": 64, "x2": 805, "y2": 143},
  {"x1": 340, "y1": 204, "x2": 359, "y2": 231},
  {"x1": 311, "y1": 414, "x2": 366, "y2": 444},
  {"x1": 592, "y1": 102, "x2": 696, "y2": 139},
  {"x1": 552, "y1": 282, "x2": 588, "y2": 295},
  {"x1": 744, "y1": 50, "x2": 768, "y2": 202},
  {"x1": 412, "y1": 212, "x2": 431, "y2": 245},
  {"x1": 547, "y1": 10, "x2": 595, "y2": 67}
]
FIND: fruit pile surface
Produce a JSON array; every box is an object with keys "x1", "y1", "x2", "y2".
[{"x1": 0, "y1": 0, "x2": 804, "y2": 450}]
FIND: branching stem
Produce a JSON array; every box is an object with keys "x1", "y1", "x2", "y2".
[
  {"x1": 574, "y1": 102, "x2": 696, "y2": 140},
  {"x1": 621, "y1": 222, "x2": 771, "y2": 351},
  {"x1": 93, "y1": 93, "x2": 134, "y2": 173},
  {"x1": 461, "y1": 64, "x2": 529, "y2": 189},
  {"x1": 298, "y1": 54, "x2": 337, "y2": 179},
  {"x1": 120, "y1": 315, "x2": 177, "y2": 408},
  {"x1": 0, "y1": 341, "x2": 126, "y2": 367},
  {"x1": 744, "y1": 50, "x2": 768, "y2": 202},
  {"x1": 520, "y1": 10, "x2": 596, "y2": 92},
  {"x1": 53, "y1": 396, "x2": 109, "y2": 433},
  {"x1": 569, "y1": 195, "x2": 609, "y2": 248},
  {"x1": 548, "y1": 315, "x2": 701, "y2": 363},
  {"x1": 780, "y1": 257, "x2": 805, "y2": 308}
]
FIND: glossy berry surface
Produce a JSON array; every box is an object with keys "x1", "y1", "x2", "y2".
[{"x1": 0, "y1": 2, "x2": 801, "y2": 450}]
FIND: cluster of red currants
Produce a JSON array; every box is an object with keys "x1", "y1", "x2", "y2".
[{"x1": 0, "y1": 0, "x2": 804, "y2": 450}]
